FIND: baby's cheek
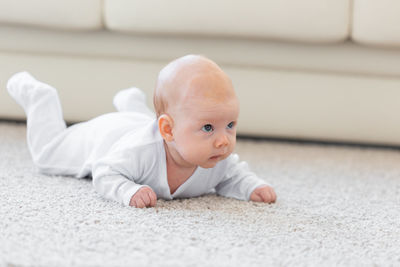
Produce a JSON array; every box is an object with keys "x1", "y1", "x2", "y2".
[
  {"x1": 183, "y1": 138, "x2": 205, "y2": 157},
  {"x1": 229, "y1": 137, "x2": 236, "y2": 150}
]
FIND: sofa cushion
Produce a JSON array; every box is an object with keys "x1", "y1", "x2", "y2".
[
  {"x1": 0, "y1": 0, "x2": 103, "y2": 30},
  {"x1": 352, "y1": 0, "x2": 400, "y2": 47},
  {"x1": 1, "y1": 25, "x2": 400, "y2": 78},
  {"x1": 104, "y1": 0, "x2": 350, "y2": 43}
]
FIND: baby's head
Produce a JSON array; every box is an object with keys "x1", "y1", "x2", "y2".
[{"x1": 154, "y1": 55, "x2": 239, "y2": 169}]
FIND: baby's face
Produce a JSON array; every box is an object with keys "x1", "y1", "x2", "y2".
[
  {"x1": 157, "y1": 55, "x2": 239, "y2": 169},
  {"x1": 170, "y1": 92, "x2": 239, "y2": 169}
]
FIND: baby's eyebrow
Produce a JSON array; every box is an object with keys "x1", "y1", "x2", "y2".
[
  {"x1": 197, "y1": 118, "x2": 235, "y2": 125},
  {"x1": 197, "y1": 119, "x2": 213, "y2": 124},
  {"x1": 193, "y1": 111, "x2": 238, "y2": 123}
]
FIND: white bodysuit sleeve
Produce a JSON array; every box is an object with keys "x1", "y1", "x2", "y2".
[
  {"x1": 215, "y1": 154, "x2": 269, "y2": 201},
  {"x1": 92, "y1": 146, "x2": 148, "y2": 207}
]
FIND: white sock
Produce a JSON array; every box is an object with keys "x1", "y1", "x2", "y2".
[{"x1": 113, "y1": 87, "x2": 155, "y2": 118}]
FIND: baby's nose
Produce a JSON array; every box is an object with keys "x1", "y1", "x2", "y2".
[{"x1": 215, "y1": 134, "x2": 229, "y2": 148}]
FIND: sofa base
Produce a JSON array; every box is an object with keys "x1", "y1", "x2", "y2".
[{"x1": 2, "y1": 51, "x2": 400, "y2": 146}]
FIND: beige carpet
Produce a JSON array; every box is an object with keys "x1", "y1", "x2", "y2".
[{"x1": 1, "y1": 121, "x2": 400, "y2": 266}]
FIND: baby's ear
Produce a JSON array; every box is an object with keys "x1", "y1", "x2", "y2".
[{"x1": 158, "y1": 114, "x2": 174, "y2": 142}]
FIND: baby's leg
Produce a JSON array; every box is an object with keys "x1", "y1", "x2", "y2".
[
  {"x1": 113, "y1": 87, "x2": 155, "y2": 118},
  {"x1": 7, "y1": 72, "x2": 66, "y2": 160},
  {"x1": 7, "y1": 72, "x2": 85, "y2": 175}
]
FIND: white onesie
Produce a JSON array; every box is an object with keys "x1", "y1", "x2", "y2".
[{"x1": 7, "y1": 72, "x2": 269, "y2": 206}]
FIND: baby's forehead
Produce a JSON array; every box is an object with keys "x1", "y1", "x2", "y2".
[
  {"x1": 182, "y1": 75, "x2": 234, "y2": 100},
  {"x1": 178, "y1": 94, "x2": 239, "y2": 118}
]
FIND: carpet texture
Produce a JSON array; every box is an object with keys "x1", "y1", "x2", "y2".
[{"x1": 1, "y1": 122, "x2": 400, "y2": 266}]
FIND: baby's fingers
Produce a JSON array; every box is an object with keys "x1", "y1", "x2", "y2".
[
  {"x1": 250, "y1": 191, "x2": 263, "y2": 202},
  {"x1": 262, "y1": 189, "x2": 276, "y2": 203},
  {"x1": 257, "y1": 190, "x2": 268, "y2": 203},
  {"x1": 141, "y1": 191, "x2": 152, "y2": 207},
  {"x1": 135, "y1": 197, "x2": 146, "y2": 208},
  {"x1": 147, "y1": 191, "x2": 157, "y2": 207},
  {"x1": 270, "y1": 189, "x2": 277, "y2": 203}
]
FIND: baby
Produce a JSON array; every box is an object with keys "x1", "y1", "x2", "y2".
[{"x1": 7, "y1": 55, "x2": 276, "y2": 208}]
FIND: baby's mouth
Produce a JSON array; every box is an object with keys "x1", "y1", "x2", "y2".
[{"x1": 209, "y1": 154, "x2": 223, "y2": 160}]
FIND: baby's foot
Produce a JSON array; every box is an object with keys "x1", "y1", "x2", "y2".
[
  {"x1": 113, "y1": 87, "x2": 146, "y2": 110},
  {"x1": 7, "y1": 72, "x2": 56, "y2": 112},
  {"x1": 113, "y1": 87, "x2": 155, "y2": 117}
]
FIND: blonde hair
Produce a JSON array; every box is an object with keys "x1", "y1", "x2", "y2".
[
  {"x1": 153, "y1": 80, "x2": 168, "y2": 118},
  {"x1": 153, "y1": 54, "x2": 224, "y2": 118}
]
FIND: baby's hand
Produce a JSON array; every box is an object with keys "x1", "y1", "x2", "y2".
[
  {"x1": 129, "y1": 187, "x2": 157, "y2": 208},
  {"x1": 250, "y1": 185, "x2": 277, "y2": 204}
]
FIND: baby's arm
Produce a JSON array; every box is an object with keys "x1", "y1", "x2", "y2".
[
  {"x1": 92, "y1": 146, "x2": 157, "y2": 208},
  {"x1": 215, "y1": 154, "x2": 276, "y2": 203},
  {"x1": 92, "y1": 172, "x2": 157, "y2": 208}
]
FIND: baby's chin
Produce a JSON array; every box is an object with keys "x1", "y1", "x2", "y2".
[
  {"x1": 199, "y1": 161, "x2": 218, "y2": 169},
  {"x1": 199, "y1": 154, "x2": 230, "y2": 169}
]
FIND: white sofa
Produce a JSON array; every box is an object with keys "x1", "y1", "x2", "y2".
[{"x1": 1, "y1": 0, "x2": 400, "y2": 146}]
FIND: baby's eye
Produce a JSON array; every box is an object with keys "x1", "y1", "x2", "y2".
[
  {"x1": 227, "y1": 121, "x2": 235, "y2": 129},
  {"x1": 202, "y1": 124, "x2": 214, "y2": 133}
]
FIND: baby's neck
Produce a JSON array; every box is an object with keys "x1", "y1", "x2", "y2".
[{"x1": 163, "y1": 142, "x2": 197, "y2": 194}]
